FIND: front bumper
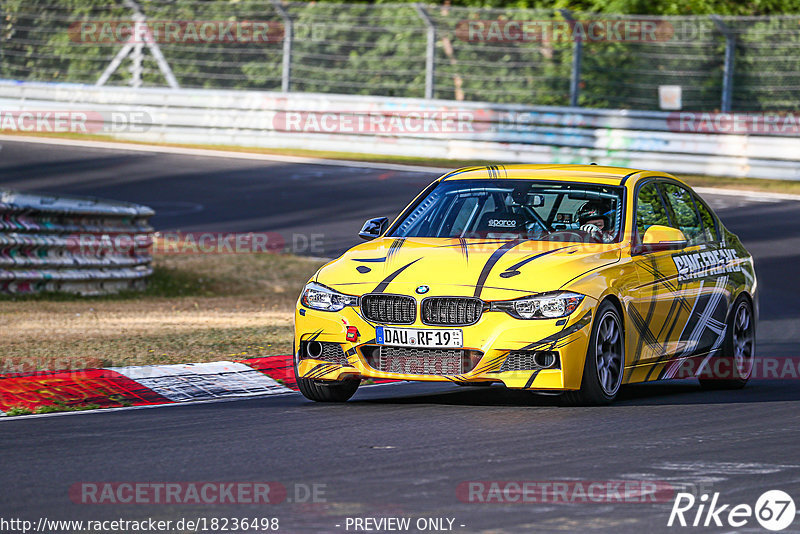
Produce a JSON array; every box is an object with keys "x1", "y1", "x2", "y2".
[{"x1": 294, "y1": 297, "x2": 596, "y2": 390}]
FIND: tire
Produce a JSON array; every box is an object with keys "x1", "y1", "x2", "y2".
[
  {"x1": 294, "y1": 350, "x2": 360, "y2": 402},
  {"x1": 562, "y1": 301, "x2": 625, "y2": 406},
  {"x1": 699, "y1": 295, "x2": 754, "y2": 390}
]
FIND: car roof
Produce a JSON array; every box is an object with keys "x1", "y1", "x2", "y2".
[{"x1": 439, "y1": 164, "x2": 686, "y2": 188}]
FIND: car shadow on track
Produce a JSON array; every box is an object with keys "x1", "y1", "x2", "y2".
[{"x1": 351, "y1": 380, "x2": 800, "y2": 407}]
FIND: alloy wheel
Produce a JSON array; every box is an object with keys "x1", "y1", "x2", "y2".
[{"x1": 596, "y1": 312, "x2": 623, "y2": 396}]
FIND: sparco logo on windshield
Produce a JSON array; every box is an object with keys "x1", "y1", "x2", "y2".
[{"x1": 487, "y1": 219, "x2": 517, "y2": 228}]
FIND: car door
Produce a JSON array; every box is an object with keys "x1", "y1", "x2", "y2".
[
  {"x1": 661, "y1": 183, "x2": 729, "y2": 359},
  {"x1": 628, "y1": 180, "x2": 700, "y2": 367}
]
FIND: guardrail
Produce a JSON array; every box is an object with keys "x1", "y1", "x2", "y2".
[
  {"x1": 0, "y1": 188, "x2": 154, "y2": 295},
  {"x1": 0, "y1": 80, "x2": 799, "y2": 180}
]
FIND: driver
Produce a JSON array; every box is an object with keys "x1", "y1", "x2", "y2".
[{"x1": 577, "y1": 200, "x2": 616, "y2": 243}]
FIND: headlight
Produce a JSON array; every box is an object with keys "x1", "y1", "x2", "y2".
[
  {"x1": 490, "y1": 291, "x2": 585, "y2": 319},
  {"x1": 301, "y1": 282, "x2": 359, "y2": 312}
]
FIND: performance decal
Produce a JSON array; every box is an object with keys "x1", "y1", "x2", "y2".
[{"x1": 672, "y1": 248, "x2": 739, "y2": 282}]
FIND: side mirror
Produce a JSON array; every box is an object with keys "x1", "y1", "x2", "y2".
[
  {"x1": 636, "y1": 225, "x2": 687, "y2": 254},
  {"x1": 358, "y1": 217, "x2": 389, "y2": 241}
]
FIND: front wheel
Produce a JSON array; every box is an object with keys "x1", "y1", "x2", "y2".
[
  {"x1": 294, "y1": 352, "x2": 360, "y2": 402},
  {"x1": 562, "y1": 301, "x2": 625, "y2": 406},
  {"x1": 699, "y1": 295, "x2": 754, "y2": 390}
]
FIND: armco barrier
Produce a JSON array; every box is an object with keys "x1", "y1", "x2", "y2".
[
  {"x1": 0, "y1": 80, "x2": 799, "y2": 179},
  {"x1": 0, "y1": 189, "x2": 154, "y2": 295}
]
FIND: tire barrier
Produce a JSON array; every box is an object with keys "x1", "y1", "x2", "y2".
[{"x1": 0, "y1": 189, "x2": 154, "y2": 295}]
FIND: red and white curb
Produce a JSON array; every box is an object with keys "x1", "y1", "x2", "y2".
[
  {"x1": 0, "y1": 355, "x2": 298, "y2": 416},
  {"x1": 109, "y1": 361, "x2": 290, "y2": 402}
]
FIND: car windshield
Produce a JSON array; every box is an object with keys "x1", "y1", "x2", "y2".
[{"x1": 389, "y1": 179, "x2": 624, "y2": 243}]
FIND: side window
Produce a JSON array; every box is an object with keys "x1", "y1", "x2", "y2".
[
  {"x1": 661, "y1": 183, "x2": 703, "y2": 245},
  {"x1": 636, "y1": 182, "x2": 670, "y2": 241},
  {"x1": 693, "y1": 194, "x2": 719, "y2": 242}
]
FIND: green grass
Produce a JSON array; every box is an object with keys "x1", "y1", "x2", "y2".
[
  {"x1": 680, "y1": 174, "x2": 800, "y2": 195},
  {"x1": 2, "y1": 403, "x2": 103, "y2": 417},
  {"x1": 4, "y1": 406, "x2": 33, "y2": 416},
  {"x1": 0, "y1": 251, "x2": 321, "y2": 303},
  {"x1": 33, "y1": 403, "x2": 101, "y2": 414},
  {"x1": 0, "y1": 253, "x2": 323, "y2": 372}
]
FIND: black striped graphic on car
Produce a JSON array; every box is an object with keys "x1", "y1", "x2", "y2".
[
  {"x1": 387, "y1": 238, "x2": 405, "y2": 260},
  {"x1": 372, "y1": 258, "x2": 421, "y2": 293},
  {"x1": 517, "y1": 310, "x2": 593, "y2": 352},
  {"x1": 473, "y1": 239, "x2": 524, "y2": 298}
]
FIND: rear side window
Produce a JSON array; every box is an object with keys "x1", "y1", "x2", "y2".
[
  {"x1": 693, "y1": 194, "x2": 719, "y2": 242},
  {"x1": 661, "y1": 183, "x2": 703, "y2": 245},
  {"x1": 635, "y1": 182, "x2": 670, "y2": 241}
]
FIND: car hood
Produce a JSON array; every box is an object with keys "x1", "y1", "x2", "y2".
[{"x1": 316, "y1": 237, "x2": 622, "y2": 300}]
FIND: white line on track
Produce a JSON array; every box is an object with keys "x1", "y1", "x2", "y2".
[
  {"x1": 0, "y1": 134, "x2": 446, "y2": 174},
  {"x1": 4, "y1": 134, "x2": 800, "y2": 202}
]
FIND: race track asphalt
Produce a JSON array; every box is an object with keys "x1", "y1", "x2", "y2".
[{"x1": 1, "y1": 139, "x2": 799, "y2": 533}]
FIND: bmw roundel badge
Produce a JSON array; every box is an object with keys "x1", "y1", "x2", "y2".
[{"x1": 416, "y1": 285, "x2": 430, "y2": 295}]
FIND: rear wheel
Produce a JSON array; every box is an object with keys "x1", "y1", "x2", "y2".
[
  {"x1": 699, "y1": 296, "x2": 754, "y2": 390},
  {"x1": 562, "y1": 301, "x2": 624, "y2": 406},
  {"x1": 294, "y1": 351, "x2": 360, "y2": 402}
]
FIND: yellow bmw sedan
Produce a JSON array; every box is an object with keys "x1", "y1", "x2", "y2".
[{"x1": 293, "y1": 164, "x2": 757, "y2": 405}]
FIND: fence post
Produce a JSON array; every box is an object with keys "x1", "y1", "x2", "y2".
[
  {"x1": 270, "y1": 0, "x2": 293, "y2": 92},
  {"x1": 560, "y1": 9, "x2": 582, "y2": 108},
  {"x1": 97, "y1": 0, "x2": 179, "y2": 89},
  {"x1": 711, "y1": 16, "x2": 735, "y2": 112},
  {"x1": 414, "y1": 4, "x2": 436, "y2": 99},
  {"x1": 130, "y1": 41, "x2": 143, "y2": 88}
]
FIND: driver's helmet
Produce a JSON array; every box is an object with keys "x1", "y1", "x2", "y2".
[{"x1": 577, "y1": 200, "x2": 613, "y2": 230}]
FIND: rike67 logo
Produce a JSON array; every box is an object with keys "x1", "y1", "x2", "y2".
[{"x1": 668, "y1": 490, "x2": 796, "y2": 531}]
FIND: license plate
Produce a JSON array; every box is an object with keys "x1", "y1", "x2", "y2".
[{"x1": 376, "y1": 326, "x2": 462, "y2": 348}]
